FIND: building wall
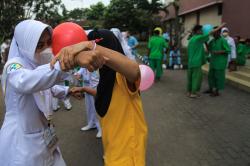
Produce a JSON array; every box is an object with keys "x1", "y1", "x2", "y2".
[
  {"x1": 179, "y1": 0, "x2": 219, "y2": 15},
  {"x1": 181, "y1": 5, "x2": 221, "y2": 47},
  {"x1": 199, "y1": 6, "x2": 222, "y2": 26},
  {"x1": 182, "y1": 13, "x2": 197, "y2": 47},
  {"x1": 222, "y1": 0, "x2": 250, "y2": 38},
  {"x1": 178, "y1": 0, "x2": 250, "y2": 47}
]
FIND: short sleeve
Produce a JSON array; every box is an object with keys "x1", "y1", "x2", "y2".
[
  {"x1": 222, "y1": 39, "x2": 231, "y2": 54},
  {"x1": 197, "y1": 34, "x2": 209, "y2": 43}
]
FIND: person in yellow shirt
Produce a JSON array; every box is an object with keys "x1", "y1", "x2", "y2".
[{"x1": 53, "y1": 29, "x2": 148, "y2": 166}]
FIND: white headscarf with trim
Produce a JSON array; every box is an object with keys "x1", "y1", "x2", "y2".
[
  {"x1": 8, "y1": 19, "x2": 52, "y2": 67},
  {"x1": 110, "y1": 28, "x2": 135, "y2": 60},
  {"x1": 2, "y1": 19, "x2": 54, "y2": 119}
]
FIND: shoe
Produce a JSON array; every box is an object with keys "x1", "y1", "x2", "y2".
[
  {"x1": 53, "y1": 105, "x2": 61, "y2": 112},
  {"x1": 189, "y1": 93, "x2": 201, "y2": 99},
  {"x1": 65, "y1": 106, "x2": 72, "y2": 111},
  {"x1": 96, "y1": 130, "x2": 102, "y2": 138},
  {"x1": 210, "y1": 92, "x2": 220, "y2": 97},
  {"x1": 81, "y1": 125, "x2": 96, "y2": 131},
  {"x1": 203, "y1": 89, "x2": 212, "y2": 94}
]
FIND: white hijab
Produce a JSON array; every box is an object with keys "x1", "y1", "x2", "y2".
[
  {"x1": 221, "y1": 27, "x2": 236, "y2": 59},
  {"x1": 8, "y1": 19, "x2": 52, "y2": 67},
  {"x1": 2, "y1": 20, "x2": 54, "y2": 119},
  {"x1": 110, "y1": 28, "x2": 135, "y2": 60}
]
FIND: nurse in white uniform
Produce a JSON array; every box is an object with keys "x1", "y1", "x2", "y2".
[
  {"x1": 0, "y1": 20, "x2": 69, "y2": 166},
  {"x1": 110, "y1": 28, "x2": 135, "y2": 61},
  {"x1": 76, "y1": 68, "x2": 101, "y2": 138}
]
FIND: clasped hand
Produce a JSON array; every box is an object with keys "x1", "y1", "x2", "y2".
[{"x1": 50, "y1": 41, "x2": 106, "y2": 72}]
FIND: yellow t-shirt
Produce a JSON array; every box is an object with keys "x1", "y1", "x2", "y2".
[{"x1": 101, "y1": 73, "x2": 148, "y2": 166}]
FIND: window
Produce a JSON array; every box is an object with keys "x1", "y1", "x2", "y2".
[
  {"x1": 196, "y1": 11, "x2": 200, "y2": 24},
  {"x1": 218, "y1": 4, "x2": 223, "y2": 15}
]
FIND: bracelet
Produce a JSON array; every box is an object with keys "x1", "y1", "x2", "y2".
[{"x1": 92, "y1": 41, "x2": 97, "y2": 51}]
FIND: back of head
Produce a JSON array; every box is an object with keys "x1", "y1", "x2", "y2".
[
  {"x1": 246, "y1": 38, "x2": 250, "y2": 44},
  {"x1": 192, "y1": 25, "x2": 203, "y2": 35},
  {"x1": 88, "y1": 29, "x2": 124, "y2": 55},
  {"x1": 213, "y1": 26, "x2": 221, "y2": 38},
  {"x1": 153, "y1": 29, "x2": 160, "y2": 36},
  {"x1": 154, "y1": 27, "x2": 163, "y2": 36},
  {"x1": 88, "y1": 29, "x2": 124, "y2": 117}
]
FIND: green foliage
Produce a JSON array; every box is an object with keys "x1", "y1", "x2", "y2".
[
  {"x1": 0, "y1": 0, "x2": 67, "y2": 39},
  {"x1": 68, "y1": 8, "x2": 87, "y2": 21},
  {"x1": 0, "y1": 0, "x2": 163, "y2": 41},
  {"x1": 86, "y1": 2, "x2": 106, "y2": 20},
  {"x1": 0, "y1": 0, "x2": 27, "y2": 39},
  {"x1": 67, "y1": 2, "x2": 107, "y2": 29},
  {"x1": 103, "y1": 0, "x2": 162, "y2": 33}
]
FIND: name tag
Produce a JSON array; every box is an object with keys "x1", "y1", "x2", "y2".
[{"x1": 43, "y1": 124, "x2": 59, "y2": 154}]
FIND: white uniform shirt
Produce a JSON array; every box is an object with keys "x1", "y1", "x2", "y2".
[
  {"x1": 77, "y1": 68, "x2": 99, "y2": 89},
  {"x1": 0, "y1": 59, "x2": 68, "y2": 166}
]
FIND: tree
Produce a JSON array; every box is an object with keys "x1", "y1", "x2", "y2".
[
  {"x1": 86, "y1": 2, "x2": 106, "y2": 20},
  {"x1": 0, "y1": 0, "x2": 27, "y2": 41},
  {"x1": 0, "y1": 0, "x2": 67, "y2": 41},
  {"x1": 67, "y1": 8, "x2": 87, "y2": 21},
  {"x1": 103, "y1": 0, "x2": 162, "y2": 34},
  {"x1": 28, "y1": 0, "x2": 68, "y2": 27},
  {"x1": 168, "y1": 0, "x2": 183, "y2": 47}
]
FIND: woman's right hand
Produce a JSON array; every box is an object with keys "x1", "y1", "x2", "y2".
[
  {"x1": 50, "y1": 41, "x2": 105, "y2": 71},
  {"x1": 75, "y1": 50, "x2": 106, "y2": 72}
]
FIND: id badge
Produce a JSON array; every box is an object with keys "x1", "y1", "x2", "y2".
[{"x1": 43, "y1": 124, "x2": 59, "y2": 154}]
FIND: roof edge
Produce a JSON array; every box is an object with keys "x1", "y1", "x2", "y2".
[{"x1": 179, "y1": 1, "x2": 223, "y2": 16}]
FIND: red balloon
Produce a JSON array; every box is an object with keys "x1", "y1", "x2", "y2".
[{"x1": 52, "y1": 22, "x2": 88, "y2": 55}]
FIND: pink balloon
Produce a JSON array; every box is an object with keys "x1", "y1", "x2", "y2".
[{"x1": 139, "y1": 65, "x2": 155, "y2": 91}]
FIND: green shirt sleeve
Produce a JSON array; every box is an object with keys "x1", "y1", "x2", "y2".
[
  {"x1": 237, "y1": 44, "x2": 244, "y2": 54},
  {"x1": 196, "y1": 34, "x2": 209, "y2": 43},
  {"x1": 222, "y1": 38, "x2": 231, "y2": 54}
]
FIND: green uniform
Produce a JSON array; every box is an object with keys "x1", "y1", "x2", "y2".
[
  {"x1": 236, "y1": 43, "x2": 248, "y2": 66},
  {"x1": 148, "y1": 35, "x2": 168, "y2": 78},
  {"x1": 247, "y1": 45, "x2": 250, "y2": 54},
  {"x1": 187, "y1": 34, "x2": 209, "y2": 93},
  {"x1": 208, "y1": 37, "x2": 230, "y2": 90}
]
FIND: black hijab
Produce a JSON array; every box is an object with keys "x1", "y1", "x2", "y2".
[{"x1": 88, "y1": 29, "x2": 125, "y2": 117}]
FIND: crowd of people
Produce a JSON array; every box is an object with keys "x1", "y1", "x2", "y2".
[
  {"x1": 0, "y1": 18, "x2": 249, "y2": 166},
  {"x1": 187, "y1": 24, "x2": 250, "y2": 98},
  {"x1": 0, "y1": 20, "x2": 147, "y2": 166}
]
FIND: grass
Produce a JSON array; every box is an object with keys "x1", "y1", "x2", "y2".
[{"x1": 137, "y1": 42, "x2": 148, "y2": 56}]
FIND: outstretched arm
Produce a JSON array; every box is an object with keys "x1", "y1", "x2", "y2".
[{"x1": 51, "y1": 41, "x2": 140, "y2": 84}]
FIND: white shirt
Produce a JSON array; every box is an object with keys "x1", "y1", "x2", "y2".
[{"x1": 0, "y1": 58, "x2": 68, "y2": 166}]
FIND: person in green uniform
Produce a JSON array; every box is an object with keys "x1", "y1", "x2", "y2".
[
  {"x1": 148, "y1": 29, "x2": 168, "y2": 80},
  {"x1": 187, "y1": 24, "x2": 224, "y2": 98},
  {"x1": 206, "y1": 26, "x2": 231, "y2": 97},
  {"x1": 236, "y1": 38, "x2": 248, "y2": 66},
  {"x1": 246, "y1": 39, "x2": 250, "y2": 59}
]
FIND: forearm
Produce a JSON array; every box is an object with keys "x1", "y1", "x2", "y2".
[
  {"x1": 95, "y1": 45, "x2": 140, "y2": 83},
  {"x1": 83, "y1": 87, "x2": 97, "y2": 96},
  {"x1": 210, "y1": 23, "x2": 226, "y2": 35}
]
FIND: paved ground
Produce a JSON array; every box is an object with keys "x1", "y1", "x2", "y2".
[{"x1": 1, "y1": 69, "x2": 250, "y2": 166}]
